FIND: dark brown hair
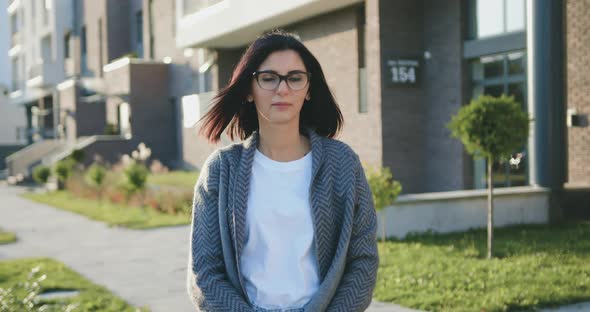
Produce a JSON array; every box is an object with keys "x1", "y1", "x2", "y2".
[{"x1": 198, "y1": 29, "x2": 344, "y2": 143}]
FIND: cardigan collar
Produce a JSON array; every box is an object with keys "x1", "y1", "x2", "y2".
[
  {"x1": 232, "y1": 126, "x2": 330, "y2": 283},
  {"x1": 242, "y1": 126, "x2": 324, "y2": 178}
]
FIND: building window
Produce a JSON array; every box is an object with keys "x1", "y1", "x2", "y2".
[
  {"x1": 98, "y1": 18, "x2": 103, "y2": 76},
  {"x1": 10, "y1": 13, "x2": 19, "y2": 48},
  {"x1": 81, "y1": 25, "x2": 88, "y2": 73},
  {"x1": 357, "y1": 5, "x2": 367, "y2": 113},
  {"x1": 467, "y1": 0, "x2": 526, "y2": 39},
  {"x1": 41, "y1": 34, "x2": 52, "y2": 61},
  {"x1": 196, "y1": 48, "x2": 214, "y2": 93},
  {"x1": 11, "y1": 58, "x2": 20, "y2": 91},
  {"x1": 135, "y1": 10, "x2": 144, "y2": 58},
  {"x1": 471, "y1": 51, "x2": 528, "y2": 189},
  {"x1": 64, "y1": 32, "x2": 71, "y2": 58},
  {"x1": 148, "y1": 0, "x2": 155, "y2": 59},
  {"x1": 182, "y1": 0, "x2": 222, "y2": 16}
]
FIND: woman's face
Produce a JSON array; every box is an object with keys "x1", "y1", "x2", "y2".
[{"x1": 248, "y1": 49, "x2": 310, "y2": 128}]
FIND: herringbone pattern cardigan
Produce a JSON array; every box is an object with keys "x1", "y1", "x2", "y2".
[{"x1": 187, "y1": 127, "x2": 379, "y2": 312}]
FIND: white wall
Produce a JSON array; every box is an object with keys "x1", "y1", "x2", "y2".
[{"x1": 377, "y1": 186, "x2": 551, "y2": 239}]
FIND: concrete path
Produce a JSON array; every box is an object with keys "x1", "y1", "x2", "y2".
[{"x1": 0, "y1": 184, "x2": 417, "y2": 312}]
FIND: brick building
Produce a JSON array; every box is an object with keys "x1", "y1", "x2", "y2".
[{"x1": 4, "y1": 0, "x2": 589, "y2": 217}]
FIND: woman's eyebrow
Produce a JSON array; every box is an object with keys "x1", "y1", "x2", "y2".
[{"x1": 257, "y1": 69, "x2": 307, "y2": 74}]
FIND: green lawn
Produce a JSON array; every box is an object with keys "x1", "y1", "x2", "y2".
[
  {"x1": 0, "y1": 228, "x2": 16, "y2": 244},
  {"x1": 0, "y1": 258, "x2": 148, "y2": 311},
  {"x1": 148, "y1": 170, "x2": 199, "y2": 189},
  {"x1": 375, "y1": 222, "x2": 590, "y2": 312},
  {"x1": 22, "y1": 191, "x2": 190, "y2": 229}
]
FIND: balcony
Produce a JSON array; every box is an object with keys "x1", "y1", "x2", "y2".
[
  {"x1": 7, "y1": 0, "x2": 19, "y2": 14},
  {"x1": 26, "y1": 61, "x2": 60, "y2": 89},
  {"x1": 176, "y1": 0, "x2": 363, "y2": 48}
]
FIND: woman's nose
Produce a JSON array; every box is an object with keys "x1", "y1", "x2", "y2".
[{"x1": 276, "y1": 79, "x2": 290, "y2": 94}]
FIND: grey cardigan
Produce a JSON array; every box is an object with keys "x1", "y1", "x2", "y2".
[{"x1": 187, "y1": 127, "x2": 379, "y2": 312}]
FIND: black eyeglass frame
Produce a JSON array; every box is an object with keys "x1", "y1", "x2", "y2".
[{"x1": 252, "y1": 70, "x2": 312, "y2": 91}]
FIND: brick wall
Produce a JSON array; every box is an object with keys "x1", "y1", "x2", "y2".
[
  {"x1": 288, "y1": 5, "x2": 383, "y2": 167},
  {"x1": 566, "y1": 0, "x2": 590, "y2": 185},
  {"x1": 378, "y1": 0, "x2": 427, "y2": 194},
  {"x1": 378, "y1": 0, "x2": 466, "y2": 194}
]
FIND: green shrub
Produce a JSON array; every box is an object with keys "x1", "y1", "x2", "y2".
[
  {"x1": 85, "y1": 163, "x2": 107, "y2": 201},
  {"x1": 70, "y1": 149, "x2": 85, "y2": 164},
  {"x1": 32, "y1": 166, "x2": 51, "y2": 185},
  {"x1": 54, "y1": 159, "x2": 75, "y2": 183},
  {"x1": 365, "y1": 165, "x2": 402, "y2": 242},
  {"x1": 122, "y1": 161, "x2": 149, "y2": 201},
  {"x1": 85, "y1": 163, "x2": 106, "y2": 187},
  {"x1": 104, "y1": 123, "x2": 118, "y2": 135}
]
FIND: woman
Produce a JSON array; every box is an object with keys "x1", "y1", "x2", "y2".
[{"x1": 187, "y1": 30, "x2": 378, "y2": 312}]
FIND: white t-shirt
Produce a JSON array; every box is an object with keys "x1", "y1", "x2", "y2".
[{"x1": 240, "y1": 148, "x2": 319, "y2": 310}]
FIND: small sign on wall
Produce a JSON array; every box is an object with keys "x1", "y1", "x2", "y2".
[{"x1": 386, "y1": 58, "x2": 421, "y2": 87}]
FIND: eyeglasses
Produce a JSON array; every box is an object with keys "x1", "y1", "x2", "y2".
[{"x1": 252, "y1": 70, "x2": 311, "y2": 91}]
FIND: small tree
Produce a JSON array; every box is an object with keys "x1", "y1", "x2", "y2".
[
  {"x1": 85, "y1": 163, "x2": 107, "y2": 201},
  {"x1": 122, "y1": 160, "x2": 149, "y2": 207},
  {"x1": 365, "y1": 165, "x2": 402, "y2": 242},
  {"x1": 447, "y1": 95, "x2": 531, "y2": 259},
  {"x1": 54, "y1": 158, "x2": 76, "y2": 190},
  {"x1": 32, "y1": 166, "x2": 51, "y2": 185}
]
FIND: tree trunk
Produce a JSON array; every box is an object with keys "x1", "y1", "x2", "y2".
[
  {"x1": 381, "y1": 215, "x2": 386, "y2": 242},
  {"x1": 487, "y1": 158, "x2": 494, "y2": 259}
]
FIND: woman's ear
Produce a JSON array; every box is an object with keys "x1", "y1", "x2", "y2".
[
  {"x1": 305, "y1": 93, "x2": 311, "y2": 101},
  {"x1": 247, "y1": 95, "x2": 254, "y2": 103}
]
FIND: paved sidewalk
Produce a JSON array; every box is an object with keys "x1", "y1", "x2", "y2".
[{"x1": 0, "y1": 184, "x2": 418, "y2": 312}]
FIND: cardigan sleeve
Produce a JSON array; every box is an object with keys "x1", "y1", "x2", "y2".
[
  {"x1": 187, "y1": 152, "x2": 254, "y2": 312},
  {"x1": 325, "y1": 154, "x2": 379, "y2": 312}
]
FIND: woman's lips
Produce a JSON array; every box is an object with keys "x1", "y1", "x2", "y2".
[{"x1": 272, "y1": 102, "x2": 292, "y2": 108}]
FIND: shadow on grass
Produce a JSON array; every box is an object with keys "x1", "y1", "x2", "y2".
[{"x1": 388, "y1": 221, "x2": 590, "y2": 259}]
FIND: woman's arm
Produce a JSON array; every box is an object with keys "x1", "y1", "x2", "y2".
[
  {"x1": 326, "y1": 154, "x2": 379, "y2": 312},
  {"x1": 187, "y1": 152, "x2": 253, "y2": 311}
]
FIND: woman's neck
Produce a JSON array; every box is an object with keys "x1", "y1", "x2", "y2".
[{"x1": 257, "y1": 124, "x2": 310, "y2": 162}]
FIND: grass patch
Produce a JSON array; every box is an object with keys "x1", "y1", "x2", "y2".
[
  {"x1": 0, "y1": 257, "x2": 148, "y2": 311},
  {"x1": 375, "y1": 222, "x2": 590, "y2": 312},
  {"x1": 0, "y1": 228, "x2": 16, "y2": 244},
  {"x1": 22, "y1": 191, "x2": 190, "y2": 229},
  {"x1": 147, "y1": 170, "x2": 198, "y2": 189}
]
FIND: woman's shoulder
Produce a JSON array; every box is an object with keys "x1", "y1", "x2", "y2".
[
  {"x1": 200, "y1": 141, "x2": 245, "y2": 170},
  {"x1": 320, "y1": 136, "x2": 360, "y2": 164}
]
